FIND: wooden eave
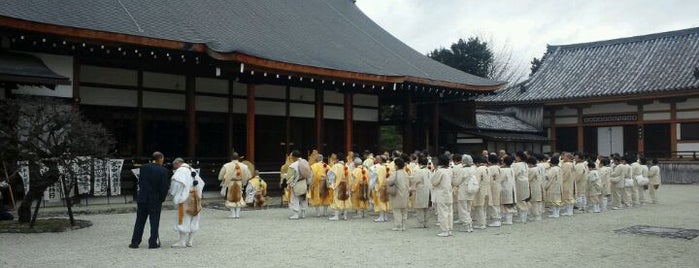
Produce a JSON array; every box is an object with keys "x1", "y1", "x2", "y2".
[{"x1": 1, "y1": 16, "x2": 503, "y2": 93}]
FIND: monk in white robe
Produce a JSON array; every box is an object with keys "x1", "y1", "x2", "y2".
[
  {"x1": 410, "y1": 158, "x2": 431, "y2": 228},
  {"x1": 587, "y1": 161, "x2": 602, "y2": 213},
  {"x1": 500, "y1": 156, "x2": 516, "y2": 225},
  {"x1": 170, "y1": 158, "x2": 204, "y2": 248},
  {"x1": 218, "y1": 153, "x2": 251, "y2": 219},
  {"x1": 598, "y1": 158, "x2": 612, "y2": 212},
  {"x1": 560, "y1": 153, "x2": 575, "y2": 216},
  {"x1": 573, "y1": 153, "x2": 588, "y2": 213},
  {"x1": 387, "y1": 158, "x2": 410, "y2": 231},
  {"x1": 286, "y1": 151, "x2": 308, "y2": 220},
  {"x1": 544, "y1": 156, "x2": 563, "y2": 218},
  {"x1": 486, "y1": 154, "x2": 503, "y2": 227},
  {"x1": 527, "y1": 157, "x2": 544, "y2": 221},
  {"x1": 648, "y1": 159, "x2": 661, "y2": 204},
  {"x1": 454, "y1": 154, "x2": 476, "y2": 232},
  {"x1": 512, "y1": 152, "x2": 530, "y2": 223},
  {"x1": 431, "y1": 155, "x2": 453, "y2": 237}
]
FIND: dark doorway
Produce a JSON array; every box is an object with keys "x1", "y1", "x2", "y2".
[
  {"x1": 623, "y1": 125, "x2": 639, "y2": 155},
  {"x1": 644, "y1": 123, "x2": 671, "y2": 158},
  {"x1": 555, "y1": 127, "x2": 577, "y2": 152},
  {"x1": 584, "y1": 126, "x2": 598, "y2": 154}
]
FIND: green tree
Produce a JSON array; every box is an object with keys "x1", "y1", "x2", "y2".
[
  {"x1": 428, "y1": 37, "x2": 493, "y2": 78},
  {"x1": 0, "y1": 97, "x2": 114, "y2": 225}
]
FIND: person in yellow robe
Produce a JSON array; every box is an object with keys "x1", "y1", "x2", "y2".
[
  {"x1": 329, "y1": 155, "x2": 351, "y2": 221},
  {"x1": 309, "y1": 154, "x2": 332, "y2": 217},
  {"x1": 280, "y1": 154, "x2": 293, "y2": 206},
  {"x1": 245, "y1": 170, "x2": 267, "y2": 210},
  {"x1": 371, "y1": 155, "x2": 390, "y2": 222},
  {"x1": 351, "y1": 158, "x2": 370, "y2": 218}
]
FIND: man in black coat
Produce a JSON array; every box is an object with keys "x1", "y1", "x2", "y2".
[{"x1": 129, "y1": 152, "x2": 170, "y2": 249}]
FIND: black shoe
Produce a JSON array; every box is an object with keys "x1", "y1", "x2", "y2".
[
  {"x1": 128, "y1": 244, "x2": 139, "y2": 249},
  {"x1": 148, "y1": 243, "x2": 160, "y2": 249}
]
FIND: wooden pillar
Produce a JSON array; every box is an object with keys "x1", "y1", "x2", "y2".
[
  {"x1": 226, "y1": 79, "x2": 234, "y2": 158},
  {"x1": 246, "y1": 83, "x2": 256, "y2": 162},
  {"x1": 550, "y1": 109, "x2": 557, "y2": 153},
  {"x1": 285, "y1": 86, "x2": 291, "y2": 153},
  {"x1": 402, "y1": 94, "x2": 414, "y2": 152},
  {"x1": 136, "y1": 70, "x2": 144, "y2": 157},
  {"x1": 186, "y1": 75, "x2": 196, "y2": 159},
  {"x1": 577, "y1": 108, "x2": 583, "y2": 152},
  {"x1": 315, "y1": 88, "x2": 324, "y2": 152},
  {"x1": 344, "y1": 92, "x2": 353, "y2": 154},
  {"x1": 670, "y1": 102, "x2": 677, "y2": 158},
  {"x1": 71, "y1": 57, "x2": 80, "y2": 111},
  {"x1": 433, "y1": 101, "x2": 440, "y2": 154},
  {"x1": 637, "y1": 105, "x2": 645, "y2": 155}
]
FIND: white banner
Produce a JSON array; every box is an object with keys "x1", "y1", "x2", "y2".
[
  {"x1": 92, "y1": 159, "x2": 108, "y2": 196},
  {"x1": 108, "y1": 159, "x2": 124, "y2": 196}
]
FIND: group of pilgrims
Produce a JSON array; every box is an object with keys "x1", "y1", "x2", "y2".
[{"x1": 267, "y1": 149, "x2": 662, "y2": 237}]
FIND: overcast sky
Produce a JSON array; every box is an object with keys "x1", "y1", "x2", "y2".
[{"x1": 356, "y1": 0, "x2": 699, "y2": 79}]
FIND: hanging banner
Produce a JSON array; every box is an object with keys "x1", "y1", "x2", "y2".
[
  {"x1": 42, "y1": 163, "x2": 65, "y2": 202},
  {"x1": 107, "y1": 159, "x2": 124, "y2": 196},
  {"x1": 93, "y1": 158, "x2": 108, "y2": 196},
  {"x1": 74, "y1": 157, "x2": 92, "y2": 195},
  {"x1": 131, "y1": 168, "x2": 140, "y2": 193},
  {"x1": 17, "y1": 161, "x2": 29, "y2": 194}
]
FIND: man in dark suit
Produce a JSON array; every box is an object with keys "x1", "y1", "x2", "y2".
[{"x1": 129, "y1": 152, "x2": 170, "y2": 249}]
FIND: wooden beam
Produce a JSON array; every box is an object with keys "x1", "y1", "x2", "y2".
[
  {"x1": 433, "y1": 102, "x2": 440, "y2": 154},
  {"x1": 0, "y1": 16, "x2": 205, "y2": 52},
  {"x1": 246, "y1": 83, "x2": 256, "y2": 162},
  {"x1": 577, "y1": 108, "x2": 583, "y2": 152},
  {"x1": 71, "y1": 56, "x2": 80, "y2": 111},
  {"x1": 136, "y1": 69, "x2": 144, "y2": 157},
  {"x1": 315, "y1": 88, "x2": 324, "y2": 152},
  {"x1": 226, "y1": 79, "x2": 234, "y2": 158},
  {"x1": 186, "y1": 75, "x2": 196, "y2": 158},
  {"x1": 402, "y1": 93, "x2": 414, "y2": 152},
  {"x1": 285, "y1": 85, "x2": 291, "y2": 154},
  {"x1": 637, "y1": 105, "x2": 644, "y2": 155},
  {"x1": 344, "y1": 92, "x2": 353, "y2": 154},
  {"x1": 550, "y1": 110, "x2": 557, "y2": 153},
  {"x1": 670, "y1": 102, "x2": 678, "y2": 158}
]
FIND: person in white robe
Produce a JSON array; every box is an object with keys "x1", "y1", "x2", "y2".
[
  {"x1": 431, "y1": 154, "x2": 453, "y2": 237},
  {"x1": 170, "y1": 158, "x2": 205, "y2": 248},
  {"x1": 286, "y1": 150, "x2": 308, "y2": 220},
  {"x1": 218, "y1": 152, "x2": 252, "y2": 219}
]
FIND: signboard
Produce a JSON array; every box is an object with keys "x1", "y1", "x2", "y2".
[{"x1": 583, "y1": 114, "x2": 637, "y2": 124}]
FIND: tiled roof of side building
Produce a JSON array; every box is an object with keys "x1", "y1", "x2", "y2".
[
  {"x1": 0, "y1": 0, "x2": 504, "y2": 89},
  {"x1": 478, "y1": 27, "x2": 699, "y2": 104},
  {"x1": 475, "y1": 110, "x2": 540, "y2": 133}
]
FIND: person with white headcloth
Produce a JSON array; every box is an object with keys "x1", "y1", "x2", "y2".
[
  {"x1": 431, "y1": 154, "x2": 453, "y2": 237},
  {"x1": 170, "y1": 158, "x2": 204, "y2": 248}
]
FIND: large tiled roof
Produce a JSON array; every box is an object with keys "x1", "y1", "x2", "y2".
[
  {"x1": 0, "y1": 0, "x2": 503, "y2": 90},
  {"x1": 475, "y1": 110, "x2": 539, "y2": 132},
  {"x1": 479, "y1": 27, "x2": 699, "y2": 104},
  {"x1": 0, "y1": 52, "x2": 70, "y2": 88}
]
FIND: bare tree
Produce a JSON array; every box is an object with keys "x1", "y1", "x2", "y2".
[{"x1": 0, "y1": 97, "x2": 114, "y2": 225}]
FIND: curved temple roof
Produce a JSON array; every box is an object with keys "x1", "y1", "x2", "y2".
[
  {"x1": 0, "y1": 0, "x2": 504, "y2": 91},
  {"x1": 480, "y1": 27, "x2": 699, "y2": 104}
]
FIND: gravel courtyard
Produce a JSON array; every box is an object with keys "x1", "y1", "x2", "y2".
[{"x1": 1, "y1": 185, "x2": 698, "y2": 268}]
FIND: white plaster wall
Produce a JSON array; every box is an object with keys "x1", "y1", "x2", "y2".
[
  {"x1": 643, "y1": 112, "x2": 670, "y2": 121},
  {"x1": 457, "y1": 138, "x2": 483, "y2": 144},
  {"x1": 676, "y1": 97, "x2": 699, "y2": 110},
  {"x1": 354, "y1": 94, "x2": 379, "y2": 107},
  {"x1": 80, "y1": 65, "x2": 137, "y2": 86},
  {"x1": 143, "y1": 71, "x2": 185, "y2": 91},
  {"x1": 677, "y1": 142, "x2": 699, "y2": 152},
  {"x1": 13, "y1": 52, "x2": 73, "y2": 98},
  {"x1": 290, "y1": 103, "x2": 314, "y2": 118},
  {"x1": 255, "y1": 100, "x2": 285, "y2": 116},
  {"x1": 556, "y1": 107, "x2": 577, "y2": 116},
  {"x1": 583, "y1": 102, "x2": 637, "y2": 114},
  {"x1": 677, "y1": 123, "x2": 681, "y2": 140},
  {"x1": 256, "y1": 84, "x2": 286, "y2": 99},
  {"x1": 324, "y1": 105, "x2": 344, "y2": 120},
  {"x1": 196, "y1": 96, "x2": 227, "y2": 113},
  {"x1": 232, "y1": 82, "x2": 247, "y2": 96},
  {"x1": 143, "y1": 91, "x2": 184, "y2": 110},
  {"x1": 80, "y1": 86, "x2": 137, "y2": 107},
  {"x1": 677, "y1": 111, "x2": 699, "y2": 120},
  {"x1": 290, "y1": 87, "x2": 315, "y2": 102},
  {"x1": 353, "y1": 108, "x2": 378, "y2": 122},
  {"x1": 324, "y1": 91, "x2": 344, "y2": 104},
  {"x1": 643, "y1": 101, "x2": 670, "y2": 112},
  {"x1": 555, "y1": 117, "x2": 578, "y2": 125},
  {"x1": 196, "y1": 77, "x2": 228, "y2": 94},
  {"x1": 233, "y1": 98, "x2": 246, "y2": 114},
  {"x1": 457, "y1": 133, "x2": 476, "y2": 138}
]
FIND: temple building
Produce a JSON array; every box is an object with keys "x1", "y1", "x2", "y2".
[
  {"x1": 479, "y1": 27, "x2": 699, "y2": 159},
  {"x1": 0, "y1": 0, "x2": 505, "y2": 177}
]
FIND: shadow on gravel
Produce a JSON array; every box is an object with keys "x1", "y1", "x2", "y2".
[{"x1": 615, "y1": 225, "x2": 699, "y2": 240}]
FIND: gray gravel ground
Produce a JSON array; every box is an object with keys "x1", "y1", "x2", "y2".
[{"x1": 1, "y1": 185, "x2": 698, "y2": 268}]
